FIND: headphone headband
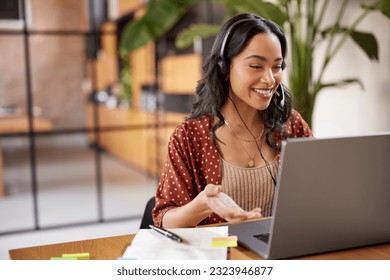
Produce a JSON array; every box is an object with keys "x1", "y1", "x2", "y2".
[{"x1": 219, "y1": 18, "x2": 253, "y2": 59}]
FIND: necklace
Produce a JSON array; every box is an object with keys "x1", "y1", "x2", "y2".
[
  {"x1": 224, "y1": 119, "x2": 265, "y2": 167},
  {"x1": 235, "y1": 136, "x2": 257, "y2": 167},
  {"x1": 224, "y1": 119, "x2": 264, "y2": 142}
]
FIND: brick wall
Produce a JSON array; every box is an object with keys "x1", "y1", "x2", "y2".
[{"x1": 0, "y1": 0, "x2": 89, "y2": 128}]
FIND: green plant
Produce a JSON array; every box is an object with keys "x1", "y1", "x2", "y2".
[
  {"x1": 119, "y1": 56, "x2": 132, "y2": 105},
  {"x1": 120, "y1": 0, "x2": 390, "y2": 127},
  {"x1": 279, "y1": 0, "x2": 389, "y2": 127},
  {"x1": 118, "y1": 0, "x2": 198, "y2": 107},
  {"x1": 119, "y1": 0, "x2": 198, "y2": 55}
]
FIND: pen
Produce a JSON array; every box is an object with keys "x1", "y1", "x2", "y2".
[{"x1": 149, "y1": 225, "x2": 183, "y2": 243}]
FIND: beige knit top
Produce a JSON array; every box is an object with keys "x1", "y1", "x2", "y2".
[{"x1": 221, "y1": 158, "x2": 278, "y2": 217}]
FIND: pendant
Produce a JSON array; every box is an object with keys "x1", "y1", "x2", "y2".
[{"x1": 248, "y1": 159, "x2": 255, "y2": 167}]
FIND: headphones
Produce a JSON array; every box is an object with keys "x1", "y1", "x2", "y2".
[{"x1": 218, "y1": 17, "x2": 286, "y2": 108}]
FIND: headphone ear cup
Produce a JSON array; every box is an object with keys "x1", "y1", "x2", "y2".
[
  {"x1": 218, "y1": 60, "x2": 223, "y2": 70},
  {"x1": 218, "y1": 59, "x2": 228, "y2": 77},
  {"x1": 279, "y1": 85, "x2": 285, "y2": 108}
]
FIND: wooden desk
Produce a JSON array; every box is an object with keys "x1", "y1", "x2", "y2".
[
  {"x1": 8, "y1": 233, "x2": 390, "y2": 260},
  {"x1": 0, "y1": 115, "x2": 53, "y2": 134},
  {"x1": 0, "y1": 114, "x2": 53, "y2": 197}
]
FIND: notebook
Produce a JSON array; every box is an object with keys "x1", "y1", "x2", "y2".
[
  {"x1": 122, "y1": 226, "x2": 229, "y2": 260},
  {"x1": 229, "y1": 132, "x2": 390, "y2": 259}
]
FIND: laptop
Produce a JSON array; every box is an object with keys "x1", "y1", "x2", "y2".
[{"x1": 229, "y1": 132, "x2": 390, "y2": 259}]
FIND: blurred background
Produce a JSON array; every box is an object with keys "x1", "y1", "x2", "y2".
[{"x1": 0, "y1": 0, "x2": 389, "y2": 258}]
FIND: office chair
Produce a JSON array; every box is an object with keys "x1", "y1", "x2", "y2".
[{"x1": 139, "y1": 197, "x2": 155, "y2": 229}]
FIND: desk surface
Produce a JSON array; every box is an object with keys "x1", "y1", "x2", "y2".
[
  {"x1": 0, "y1": 114, "x2": 53, "y2": 134},
  {"x1": 9, "y1": 233, "x2": 390, "y2": 260}
]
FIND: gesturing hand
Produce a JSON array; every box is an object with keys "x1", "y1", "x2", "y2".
[{"x1": 204, "y1": 184, "x2": 262, "y2": 223}]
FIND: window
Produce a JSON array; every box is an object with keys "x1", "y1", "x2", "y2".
[{"x1": 0, "y1": 0, "x2": 31, "y2": 30}]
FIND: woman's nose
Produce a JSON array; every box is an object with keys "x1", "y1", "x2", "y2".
[{"x1": 260, "y1": 69, "x2": 275, "y2": 86}]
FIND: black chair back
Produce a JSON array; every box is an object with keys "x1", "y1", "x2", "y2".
[{"x1": 139, "y1": 197, "x2": 155, "y2": 229}]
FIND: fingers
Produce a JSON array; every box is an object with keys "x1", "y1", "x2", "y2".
[
  {"x1": 224, "y1": 208, "x2": 262, "y2": 223},
  {"x1": 246, "y1": 208, "x2": 263, "y2": 219},
  {"x1": 208, "y1": 203, "x2": 262, "y2": 223},
  {"x1": 223, "y1": 214, "x2": 251, "y2": 224},
  {"x1": 224, "y1": 214, "x2": 260, "y2": 224},
  {"x1": 248, "y1": 208, "x2": 262, "y2": 217}
]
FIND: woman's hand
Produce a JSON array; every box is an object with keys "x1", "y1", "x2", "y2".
[{"x1": 204, "y1": 184, "x2": 262, "y2": 223}]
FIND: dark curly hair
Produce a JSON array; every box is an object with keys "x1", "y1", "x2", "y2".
[{"x1": 186, "y1": 13, "x2": 292, "y2": 152}]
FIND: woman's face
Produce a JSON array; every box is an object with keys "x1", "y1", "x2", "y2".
[{"x1": 228, "y1": 32, "x2": 283, "y2": 111}]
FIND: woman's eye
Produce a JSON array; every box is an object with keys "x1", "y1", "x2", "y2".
[
  {"x1": 273, "y1": 65, "x2": 282, "y2": 71},
  {"x1": 250, "y1": 65, "x2": 262, "y2": 69}
]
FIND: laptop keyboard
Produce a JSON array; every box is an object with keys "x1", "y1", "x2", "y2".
[{"x1": 253, "y1": 233, "x2": 270, "y2": 244}]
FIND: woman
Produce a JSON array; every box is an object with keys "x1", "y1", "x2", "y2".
[{"x1": 152, "y1": 13, "x2": 313, "y2": 228}]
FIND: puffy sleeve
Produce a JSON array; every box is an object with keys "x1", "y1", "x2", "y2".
[
  {"x1": 285, "y1": 110, "x2": 313, "y2": 138},
  {"x1": 152, "y1": 124, "x2": 199, "y2": 227}
]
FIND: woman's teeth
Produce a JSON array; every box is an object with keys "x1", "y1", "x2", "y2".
[{"x1": 253, "y1": 88, "x2": 273, "y2": 96}]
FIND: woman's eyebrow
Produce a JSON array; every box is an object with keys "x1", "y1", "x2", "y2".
[{"x1": 244, "y1": 55, "x2": 283, "y2": 62}]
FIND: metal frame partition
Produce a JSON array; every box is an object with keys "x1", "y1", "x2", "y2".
[{"x1": 0, "y1": 0, "x2": 156, "y2": 236}]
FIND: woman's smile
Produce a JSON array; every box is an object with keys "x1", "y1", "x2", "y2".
[{"x1": 252, "y1": 87, "x2": 274, "y2": 97}]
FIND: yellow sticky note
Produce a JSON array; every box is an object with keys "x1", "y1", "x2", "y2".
[
  {"x1": 62, "y1": 252, "x2": 90, "y2": 260},
  {"x1": 211, "y1": 236, "x2": 238, "y2": 247},
  {"x1": 50, "y1": 257, "x2": 77, "y2": 260},
  {"x1": 212, "y1": 236, "x2": 238, "y2": 242}
]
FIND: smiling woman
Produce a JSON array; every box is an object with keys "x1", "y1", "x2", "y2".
[{"x1": 151, "y1": 13, "x2": 313, "y2": 229}]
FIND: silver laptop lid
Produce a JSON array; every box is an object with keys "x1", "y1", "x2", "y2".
[{"x1": 267, "y1": 132, "x2": 390, "y2": 259}]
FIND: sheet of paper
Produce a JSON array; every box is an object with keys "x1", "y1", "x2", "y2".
[{"x1": 122, "y1": 226, "x2": 228, "y2": 260}]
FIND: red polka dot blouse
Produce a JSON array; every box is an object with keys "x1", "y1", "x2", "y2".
[{"x1": 152, "y1": 110, "x2": 313, "y2": 226}]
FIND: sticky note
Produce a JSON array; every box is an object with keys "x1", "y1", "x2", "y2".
[
  {"x1": 62, "y1": 252, "x2": 90, "y2": 260},
  {"x1": 50, "y1": 257, "x2": 77, "y2": 260},
  {"x1": 211, "y1": 236, "x2": 238, "y2": 247}
]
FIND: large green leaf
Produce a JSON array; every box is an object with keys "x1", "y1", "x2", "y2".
[
  {"x1": 175, "y1": 0, "x2": 289, "y2": 50},
  {"x1": 379, "y1": 0, "x2": 390, "y2": 19},
  {"x1": 119, "y1": 0, "x2": 199, "y2": 56},
  {"x1": 216, "y1": 0, "x2": 288, "y2": 27},
  {"x1": 175, "y1": 24, "x2": 221, "y2": 49},
  {"x1": 319, "y1": 78, "x2": 364, "y2": 91},
  {"x1": 350, "y1": 30, "x2": 378, "y2": 60},
  {"x1": 362, "y1": 0, "x2": 390, "y2": 19},
  {"x1": 321, "y1": 26, "x2": 378, "y2": 61}
]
